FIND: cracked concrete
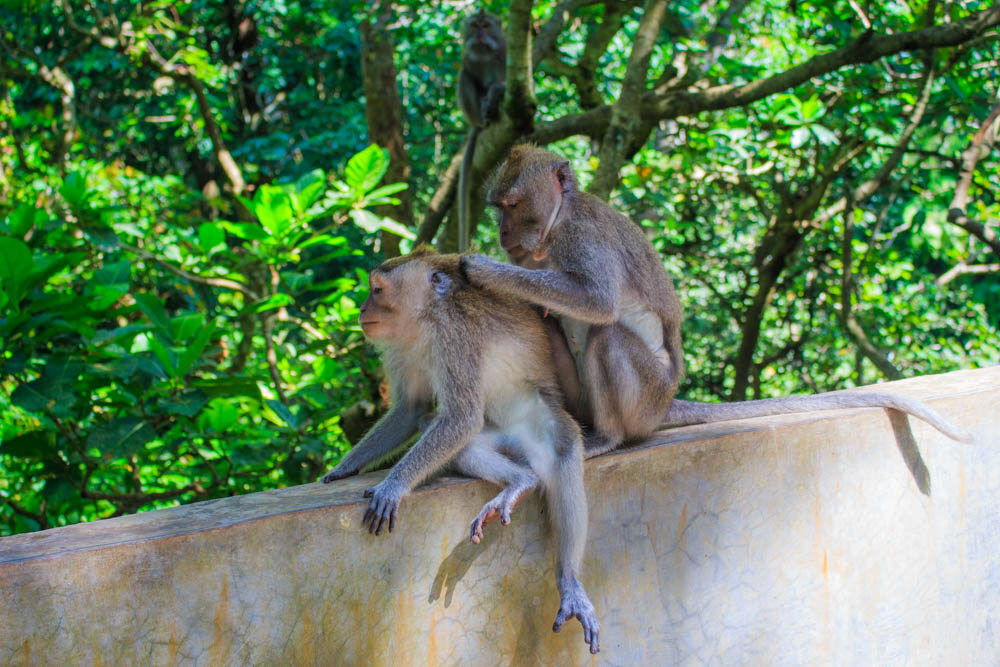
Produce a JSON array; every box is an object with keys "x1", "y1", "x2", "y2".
[{"x1": 1, "y1": 368, "x2": 998, "y2": 665}]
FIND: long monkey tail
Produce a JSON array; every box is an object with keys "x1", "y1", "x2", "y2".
[
  {"x1": 457, "y1": 127, "x2": 481, "y2": 253},
  {"x1": 663, "y1": 392, "x2": 973, "y2": 443}
]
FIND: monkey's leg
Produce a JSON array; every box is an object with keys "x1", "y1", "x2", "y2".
[
  {"x1": 541, "y1": 411, "x2": 600, "y2": 654},
  {"x1": 542, "y1": 316, "x2": 589, "y2": 425},
  {"x1": 452, "y1": 432, "x2": 538, "y2": 544},
  {"x1": 581, "y1": 324, "x2": 678, "y2": 458}
]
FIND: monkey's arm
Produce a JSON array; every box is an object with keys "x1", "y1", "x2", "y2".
[
  {"x1": 362, "y1": 347, "x2": 486, "y2": 535},
  {"x1": 321, "y1": 404, "x2": 422, "y2": 483},
  {"x1": 463, "y1": 255, "x2": 617, "y2": 324}
]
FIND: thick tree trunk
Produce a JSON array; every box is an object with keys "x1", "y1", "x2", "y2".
[{"x1": 360, "y1": 1, "x2": 412, "y2": 258}]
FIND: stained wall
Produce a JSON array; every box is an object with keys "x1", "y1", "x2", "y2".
[{"x1": 2, "y1": 368, "x2": 998, "y2": 665}]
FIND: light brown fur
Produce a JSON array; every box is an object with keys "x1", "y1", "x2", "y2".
[{"x1": 322, "y1": 247, "x2": 601, "y2": 653}]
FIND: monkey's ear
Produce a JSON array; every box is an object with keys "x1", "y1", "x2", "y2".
[
  {"x1": 551, "y1": 161, "x2": 574, "y2": 192},
  {"x1": 429, "y1": 270, "x2": 452, "y2": 296}
]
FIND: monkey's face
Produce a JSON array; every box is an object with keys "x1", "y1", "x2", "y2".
[
  {"x1": 359, "y1": 267, "x2": 420, "y2": 344},
  {"x1": 359, "y1": 257, "x2": 457, "y2": 344},
  {"x1": 463, "y1": 12, "x2": 503, "y2": 54},
  {"x1": 489, "y1": 157, "x2": 571, "y2": 263}
]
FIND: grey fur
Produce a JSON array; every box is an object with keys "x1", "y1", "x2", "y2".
[{"x1": 464, "y1": 145, "x2": 972, "y2": 457}]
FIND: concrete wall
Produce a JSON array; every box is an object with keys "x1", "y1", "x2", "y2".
[{"x1": 2, "y1": 368, "x2": 998, "y2": 666}]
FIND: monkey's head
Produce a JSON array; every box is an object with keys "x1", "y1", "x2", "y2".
[
  {"x1": 359, "y1": 247, "x2": 466, "y2": 344},
  {"x1": 463, "y1": 10, "x2": 504, "y2": 56},
  {"x1": 487, "y1": 144, "x2": 577, "y2": 264}
]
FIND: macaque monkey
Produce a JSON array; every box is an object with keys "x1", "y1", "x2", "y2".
[
  {"x1": 321, "y1": 248, "x2": 600, "y2": 653},
  {"x1": 456, "y1": 10, "x2": 506, "y2": 252},
  {"x1": 461, "y1": 144, "x2": 973, "y2": 456}
]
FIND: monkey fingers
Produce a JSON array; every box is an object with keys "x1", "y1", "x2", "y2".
[
  {"x1": 362, "y1": 485, "x2": 400, "y2": 536},
  {"x1": 458, "y1": 254, "x2": 502, "y2": 285},
  {"x1": 321, "y1": 465, "x2": 359, "y2": 484}
]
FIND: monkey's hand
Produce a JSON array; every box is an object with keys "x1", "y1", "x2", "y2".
[
  {"x1": 320, "y1": 462, "x2": 360, "y2": 484},
  {"x1": 554, "y1": 575, "x2": 600, "y2": 654},
  {"x1": 362, "y1": 478, "x2": 405, "y2": 536}
]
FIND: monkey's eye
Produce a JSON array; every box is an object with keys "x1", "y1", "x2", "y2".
[{"x1": 371, "y1": 286, "x2": 383, "y2": 295}]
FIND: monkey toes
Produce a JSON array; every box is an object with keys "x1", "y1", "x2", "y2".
[
  {"x1": 469, "y1": 486, "x2": 530, "y2": 544},
  {"x1": 553, "y1": 579, "x2": 600, "y2": 654}
]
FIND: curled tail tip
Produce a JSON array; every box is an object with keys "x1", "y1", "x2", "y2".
[{"x1": 953, "y1": 427, "x2": 975, "y2": 445}]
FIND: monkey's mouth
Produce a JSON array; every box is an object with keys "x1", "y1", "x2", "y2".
[
  {"x1": 505, "y1": 245, "x2": 529, "y2": 259},
  {"x1": 360, "y1": 319, "x2": 380, "y2": 331}
]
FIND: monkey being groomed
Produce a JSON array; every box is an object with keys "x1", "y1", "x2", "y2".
[
  {"x1": 461, "y1": 144, "x2": 973, "y2": 454},
  {"x1": 321, "y1": 247, "x2": 600, "y2": 653}
]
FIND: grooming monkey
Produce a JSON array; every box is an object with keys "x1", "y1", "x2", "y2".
[
  {"x1": 456, "y1": 10, "x2": 506, "y2": 252},
  {"x1": 321, "y1": 248, "x2": 601, "y2": 653},
  {"x1": 461, "y1": 145, "x2": 973, "y2": 455}
]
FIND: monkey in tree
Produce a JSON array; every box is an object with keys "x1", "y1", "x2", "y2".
[
  {"x1": 321, "y1": 247, "x2": 600, "y2": 653},
  {"x1": 456, "y1": 10, "x2": 506, "y2": 252},
  {"x1": 461, "y1": 144, "x2": 973, "y2": 455}
]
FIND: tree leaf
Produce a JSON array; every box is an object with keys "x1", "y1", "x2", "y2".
[
  {"x1": 0, "y1": 236, "x2": 33, "y2": 308},
  {"x1": 218, "y1": 220, "x2": 269, "y2": 241},
  {"x1": 158, "y1": 390, "x2": 209, "y2": 417},
  {"x1": 96, "y1": 259, "x2": 131, "y2": 286},
  {"x1": 1, "y1": 430, "x2": 59, "y2": 459},
  {"x1": 349, "y1": 209, "x2": 415, "y2": 240},
  {"x1": 194, "y1": 377, "x2": 263, "y2": 400},
  {"x1": 175, "y1": 319, "x2": 217, "y2": 377},
  {"x1": 60, "y1": 171, "x2": 89, "y2": 208},
  {"x1": 88, "y1": 417, "x2": 156, "y2": 457},
  {"x1": 266, "y1": 399, "x2": 299, "y2": 429},
  {"x1": 198, "y1": 222, "x2": 226, "y2": 253},
  {"x1": 250, "y1": 292, "x2": 294, "y2": 313},
  {"x1": 133, "y1": 293, "x2": 172, "y2": 332},
  {"x1": 790, "y1": 127, "x2": 811, "y2": 149},
  {"x1": 344, "y1": 144, "x2": 389, "y2": 193},
  {"x1": 253, "y1": 185, "x2": 295, "y2": 237}
]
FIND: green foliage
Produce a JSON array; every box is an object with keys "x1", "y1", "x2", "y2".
[{"x1": 1, "y1": 140, "x2": 401, "y2": 535}]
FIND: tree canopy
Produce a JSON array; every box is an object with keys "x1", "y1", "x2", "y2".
[{"x1": 1, "y1": 0, "x2": 998, "y2": 535}]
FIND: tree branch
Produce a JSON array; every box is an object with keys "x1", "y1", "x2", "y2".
[
  {"x1": 838, "y1": 187, "x2": 903, "y2": 381},
  {"x1": 530, "y1": 6, "x2": 1000, "y2": 145},
  {"x1": 415, "y1": 149, "x2": 464, "y2": 245},
  {"x1": 646, "y1": 7, "x2": 1000, "y2": 119},
  {"x1": 120, "y1": 241, "x2": 259, "y2": 299},
  {"x1": 505, "y1": 0, "x2": 537, "y2": 134},
  {"x1": 590, "y1": 0, "x2": 669, "y2": 199},
  {"x1": 936, "y1": 261, "x2": 1000, "y2": 286},
  {"x1": 947, "y1": 101, "x2": 1000, "y2": 259},
  {"x1": 814, "y1": 59, "x2": 936, "y2": 226}
]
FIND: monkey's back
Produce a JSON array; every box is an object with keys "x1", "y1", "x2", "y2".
[{"x1": 561, "y1": 192, "x2": 681, "y2": 317}]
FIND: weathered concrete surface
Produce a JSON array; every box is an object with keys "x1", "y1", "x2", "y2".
[{"x1": 1, "y1": 367, "x2": 998, "y2": 666}]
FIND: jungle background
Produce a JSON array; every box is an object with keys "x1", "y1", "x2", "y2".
[{"x1": 1, "y1": 0, "x2": 997, "y2": 535}]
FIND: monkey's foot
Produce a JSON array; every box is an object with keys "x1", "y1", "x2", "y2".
[
  {"x1": 582, "y1": 433, "x2": 620, "y2": 459},
  {"x1": 554, "y1": 574, "x2": 600, "y2": 654},
  {"x1": 469, "y1": 484, "x2": 532, "y2": 544}
]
